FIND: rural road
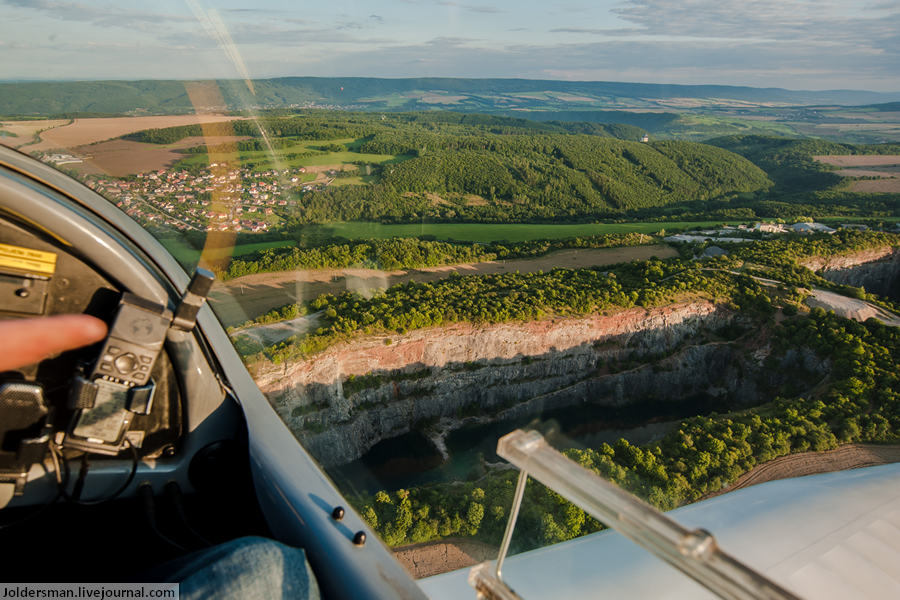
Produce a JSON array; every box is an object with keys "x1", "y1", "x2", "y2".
[
  {"x1": 231, "y1": 312, "x2": 322, "y2": 346},
  {"x1": 712, "y1": 269, "x2": 900, "y2": 328},
  {"x1": 804, "y1": 288, "x2": 900, "y2": 327}
]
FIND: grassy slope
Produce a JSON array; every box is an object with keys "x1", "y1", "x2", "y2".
[
  {"x1": 160, "y1": 237, "x2": 296, "y2": 264},
  {"x1": 175, "y1": 146, "x2": 398, "y2": 171},
  {"x1": 160, "y1": 221, "x2": 738, "y2": 265}
]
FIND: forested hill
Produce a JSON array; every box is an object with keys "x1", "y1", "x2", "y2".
[
  {"x1": 124, "y1": 111, "x2": 649, "y2": 143},
  {"x1": 294, "y1": 131, "x2": 770, "y2": 222},
  {"x1": 3, "y1": 77, "x2": 899, "y2": 116},
  {"x1": 121, "y1": 111, "x2": 771, "y2": 222},
  {"x1": 346, "y1": 136, "x2": 771, "y2": 219}
]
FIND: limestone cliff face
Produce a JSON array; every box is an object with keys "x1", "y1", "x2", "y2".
[
  {"x1": 256, "y1": 301, "x2": 723, "y2": 392},
  {"x1": 248, "y1": 247, "x2": 900, "y2": 468},
  {"x1": 255, "y1": 301, "x2": 753, "y2": 467},
  {"x1": 801, "y1": 247, "x2": 900, "y2": 299}
]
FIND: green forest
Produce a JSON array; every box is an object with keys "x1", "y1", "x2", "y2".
[
  {"x1": 293, "y1": 127, "x2": 772, "y2": 222},
  {"x1": 115, "y1": 111, "x2": 900, "y2": 225},
  {"x1": 236, "y1": 230, "x2": 898, "y2": 363}
]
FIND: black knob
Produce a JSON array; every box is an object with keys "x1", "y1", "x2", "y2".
[
  {"x1": 114, "y1": 353, "x2": 138, "y2": 373},
  {"x1": 332, "y1": 506, "x2": 345, "y2": 521},
  {"x1": 352, "y1": 531, "x2": 366, "y2": 546}
]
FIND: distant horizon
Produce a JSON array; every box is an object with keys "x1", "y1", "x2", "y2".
[
  {"x1": 1, "y1": 75, "x2": 898, "y2": 97},
  {"x1": 2, "y1": 1, "x2": 898, "y2": 92}
]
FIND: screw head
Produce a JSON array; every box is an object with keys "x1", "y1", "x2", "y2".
[
  {"x1": 332, "y1": 506, "x2": 345, "y2": 520},
  {"x1": 352, "y1": 531, "x2": 366, "y2": 546}
]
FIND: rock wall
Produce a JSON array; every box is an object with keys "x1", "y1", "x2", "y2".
[
  {"x1": 802, "y1": 247, "x2": 900, "y2": 299},
  {"x1": 248, "y1": 249, "x2": 900, "y2": 467},
  {"x1": 256, "y1": 301, "x2": 724, "y2": 395},
  {"x1": 256, "y1": 301, "x2": 767, "y2": 467}
]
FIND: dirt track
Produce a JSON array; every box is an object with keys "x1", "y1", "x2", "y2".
[
  {"x1": 234, "y1": 313, "x2": 321, "y2": 345},
  {"x1": 209, "y1": 244, "x2": 677, "y2": 327},
  {"x1": 393, "y1": 538, "x2": 497, "y2": 579},
  {"x1": 704, "y1": 444, "x2": 900, "y2": 500},
  {"x1": 805, "y1": 288, "x2": 900, "y2": 327}
]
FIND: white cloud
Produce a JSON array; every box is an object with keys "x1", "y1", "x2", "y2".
[
  {"x1": 1, "y1": 0, "x2": 898, "y2": 91},
  {"x1": 2, "y1": 0, "x2": 192, "y2": 29},
  {"x1": 609, "y1": 0, "x2": 900, "y2": 49}
]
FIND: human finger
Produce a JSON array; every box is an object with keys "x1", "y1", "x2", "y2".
[{"x1": 0, "y1": 314, "x2": 108, "y2": 372}]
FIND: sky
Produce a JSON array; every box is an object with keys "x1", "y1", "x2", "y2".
[{"x1": 1, "y1": 0, "x2": 899, "y2": 91}]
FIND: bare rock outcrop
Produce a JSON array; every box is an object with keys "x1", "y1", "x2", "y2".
[
  {"x1": 802, "y1": 247, "x2": 900, "y2": 299},
  {"x1": 256, "y1": 301, "x2": 754, "y2": 466}
]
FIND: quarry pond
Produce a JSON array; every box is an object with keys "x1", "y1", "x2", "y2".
[{"x1": 327, "y1": 393, "x2": 724, "y2": 496}]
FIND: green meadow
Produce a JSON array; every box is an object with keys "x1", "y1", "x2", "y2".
[{"x1": 174, "y1": 137, "x2": 402, "y2": 172}]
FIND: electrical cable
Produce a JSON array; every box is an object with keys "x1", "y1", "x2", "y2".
[
  {"x1": 164, "y1": 481, "x2": 213, "y2": 548},
  {"x1": 71, "y1": 453, "x2": 89, "y2": 502},
  {"x1": 139, "y1": 483, "x2": 186, "y2": 552},
  {"x1": 57, "y1": 439, "x2": 139, "y2": 506}
]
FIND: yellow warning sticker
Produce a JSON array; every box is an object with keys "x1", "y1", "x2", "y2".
[{"x1": 0, "y1": 243, "x2": 57, "y2": 276}]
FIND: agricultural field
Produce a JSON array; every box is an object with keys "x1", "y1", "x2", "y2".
[
  {"x1": 294, "y1": 220, "x2": 748, "y2": 243},
  {"x1": 0, "y1": 119, "x2": 70, "y2": 148},
  {"x1": 790, "y1": 108, "x2": 900, "y2": 144},
  {"x1": 328, "y1": 175, "x2": 375, "y2": 187},
  {"x1": 70, "y1": 135, "x2": 255, "y2": 176},
  {"x1": 70, "y1": 139, "x2": 187, "y2": 176},
  {"x1": 160, "y1": 221, "x2": 753, "y2": 267},
  {"x1": 655, "y1": 114, "x2": 799, "y2": 141},
  {"x1": 173, "y1": 137, "x2": 402, "y2": 173},
  {"x1": 815, "y1": 154, "x2": 900, "y2": 193},
  {"x1": 209, "y1": 243, "x2": 679, "y2": 328},
  {"x1": 160, "y1": 237, "x2": 296, "y2": 265},
  {"x1": 158, "y1": 221, "x2": 718, "y2": 267},
  {"x1": 16, "y1": 114, "x2": 241, "y2": 152}
]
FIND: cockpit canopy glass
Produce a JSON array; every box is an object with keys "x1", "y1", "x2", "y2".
[{"x1": 3, "y1": 0, "x2": 900, "y2": 581}]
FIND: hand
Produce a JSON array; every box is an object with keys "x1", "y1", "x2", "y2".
[{"x1": 0, "y1": 315, "x2": 108, "y2": 372}]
